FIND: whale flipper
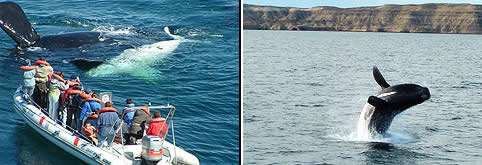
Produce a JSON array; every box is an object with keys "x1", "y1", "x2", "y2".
[
  {"x1": 0, "y1": 1, "x2": 40, "y2": 47},
  {"x1": 71, "y1": 59, "x2": 104, "y2": 70},
  {"x1": 373, "y1": 66, "x2": 390, "y2": 88},
  {"x1": 368, "y1": 96, "x2": 389, "y2": 108}
]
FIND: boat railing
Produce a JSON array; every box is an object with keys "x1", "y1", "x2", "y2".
[{"x1": 22, "y1": 89, "x2": 96, "y2": 145}]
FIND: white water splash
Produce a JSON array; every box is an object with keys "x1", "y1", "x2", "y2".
[
  {"x1": 87, "y1": 27, "x2": 182, "y2": 77},
  {"x1": 357, "y1": 103, "x2": 374, "y2": 139}
]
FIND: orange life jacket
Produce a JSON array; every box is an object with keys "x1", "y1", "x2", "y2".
[
  {"x1": 87, "y1": 113, "x2": 99, "y2": 119},
  {"x1": 19, "y1": 65, "x2": 36, "y2": 70},
  {"x1": 84, "y1": 97, "x2": 102, "y2": 104},
  {"x1": 68, "y1": 80, "x2": 80, "y2": 87},
  {"x1": 141, "y1": 108, "x2": 152, "y2": 117},
  {"x1": 82, "y1": 126, "x2": 97, "y2": 139},
  {"x1": 48, "y1": 73, "x2": 65, "y2": 82},
  {"x1": 35, "y1": 60, "x2": 50, "y2": 66},
  {"x1": 100, "y1": 107, "x2": 117, "y2": 113}
]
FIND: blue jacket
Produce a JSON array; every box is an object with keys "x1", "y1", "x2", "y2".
[
  {"x1": 23, "y1": 69, "x2": 36, "y2": 87},
  {"x1": 122, "y1": 103, "x2": 136, "y2": 126},
  {"x1": 96, "y1": 110, "x2": 119, "y2": 137},
  {"x1": 80, "y1": 100, "x2": 102, "y2": 120}
]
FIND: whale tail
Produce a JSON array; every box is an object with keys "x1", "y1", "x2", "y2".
[{"x1": 0, "y1": 1, "x2": 40, "y2": 47}]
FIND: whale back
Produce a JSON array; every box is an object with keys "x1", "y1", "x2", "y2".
[{"x1": 0, "y1": 1, "x2": 40, "y2": 47}]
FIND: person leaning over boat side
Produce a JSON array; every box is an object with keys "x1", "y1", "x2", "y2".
[
  {"x1": 146, "y1": 110, "x2": 168, "y2": 139},
  {"x1": 33, "y1": 57, "x2": 53, "y2": 110},
  {"x1": 122, "y1": 98, "x2": 136, "y2": 127},
  {"x1": 20, "y1": 59, "x2": 36, "y2": 98},
  {"x1": 80, "y1": 92, "x2": 102, "y2": 127},
  {"x1": 47, "y1": 72, "x2": 69, "y2": 121},
  {"x1": 96, "y1": 101, "x2": 119, "y2": 147},
  {"x1": 127, "y1": 105, "x2": 152, "y2": 145}
]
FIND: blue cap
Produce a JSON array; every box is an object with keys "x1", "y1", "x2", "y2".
[
  {"x1": 85, "y1": 88, "x2": 93, "y2": 94},
  {"x1": 71, "y1": 75, "x2": 77, "y2": 80}
]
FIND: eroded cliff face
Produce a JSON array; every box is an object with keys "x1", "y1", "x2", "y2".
[{"x1": 243, "y1": 4, "x2": 482, "y2": 34}]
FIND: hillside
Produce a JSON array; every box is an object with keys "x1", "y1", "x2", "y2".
[{"x1": 243, "y1": 4, "x2": 482, "y2": 34}]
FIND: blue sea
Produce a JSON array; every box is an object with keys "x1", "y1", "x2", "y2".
[
  {"x1": 243, "y1": 30, "x2": 481, "y2": 164},
  {"x1": 0, "y1": 0, "x2": 239, "y2": 164}
]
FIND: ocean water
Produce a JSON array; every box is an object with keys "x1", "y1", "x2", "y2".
[
  {"x1": 0, "y1": 0, "x2": 239, "y2": 164},
  {"x1": 243, "y1": 30, "x2": 481, "y2": 164}
]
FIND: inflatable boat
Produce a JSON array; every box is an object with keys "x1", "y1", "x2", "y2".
[{"x1": 12, "y1": 87, "x2": 199, "y2": 165}]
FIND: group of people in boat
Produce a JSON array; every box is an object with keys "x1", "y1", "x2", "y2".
[{"x1": 20, "y1": 57, "x2": 169, "y2": 148}]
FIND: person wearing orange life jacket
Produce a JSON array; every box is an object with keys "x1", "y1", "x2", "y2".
[
  {"x1": 64, "y1": 85, "x2": 90, "y2": 129},
  {"x1": 96, "y1": 102, "x2": 120, "y2": 147},
  {"x1": 82, "y1": 122, "x2": 98, "y2": 145},
  {"x1": 146, "y1": 110, "x2": 168, "y2": 139},
  {"x1": 33, "y1": 57, "x2": 53, "y2": 110},
  {"x1": 19, "y1": 59, "x2": 36, "y2": 98},
  {"x1": 47, "y1": 72, "x2": 69, "y2": 121},
  {"x1": 127, "y1": 105, "x2": 151, "y2": 145},
  {"x1": 80, "y1": 92, "x2": 102, "y2": 127},
  {"x1": 74, "y1": 88, "x2": 93, "y2": 131},
  {"x1": 68, "y1": 75, "x2": 83, "y2": 89}
]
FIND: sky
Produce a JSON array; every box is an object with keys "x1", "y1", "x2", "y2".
[{"x1": 243, "y1": 0, "x2": 482, "y2": 8}]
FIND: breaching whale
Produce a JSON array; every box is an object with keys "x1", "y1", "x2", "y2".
[{"x1": 357, "y1": 67, "x2": 430, "y2": 138}]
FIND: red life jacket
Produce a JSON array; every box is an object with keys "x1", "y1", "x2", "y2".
[
  {"x1": 146, "y1": 117, "x2": 168, "y2": 138},
  {"x1": 100, "y1": 107, "x2": 117, "y2": 113}
]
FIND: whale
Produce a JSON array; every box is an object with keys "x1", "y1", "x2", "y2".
[
  {"x1": 357, "y1": 67, "x2": 430, "y2": 138},
  {"x1": 0, "y1": 1, "x2": 173, "y2": 70},
  {"x1": 0, "y1": 1, "x2": 106, "y2": 49}
]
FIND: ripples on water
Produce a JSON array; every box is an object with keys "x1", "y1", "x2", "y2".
[
  {"x1": 0, "y1": 0, "x2": 239, "y2": 164},
  {"x1": 243, "y1": 30, "x2": 481, "y2": 164}
]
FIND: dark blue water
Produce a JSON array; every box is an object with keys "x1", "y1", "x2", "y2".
[
  {"x1": 243, "y1": 30, "x2": 481, "y2": 164},
  {"x1": 0, "y1": 0, "x2": 239, "y2": 164}
]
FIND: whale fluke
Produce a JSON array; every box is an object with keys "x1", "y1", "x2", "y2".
[
  {"x1": 373, "y1": 66, "x2": 390, "y2": 88},
  {"x1": 0, "y1": 1, "x2": 40, "y2": 47}
]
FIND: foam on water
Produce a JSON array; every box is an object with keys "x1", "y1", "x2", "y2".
[{"x1": 87, "y1": 27, "x2": 182, "y2": 77}]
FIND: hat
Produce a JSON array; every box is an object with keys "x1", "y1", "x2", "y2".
[
  {"x1": 71, "y1": 75, "x2": 77, "y2": 80},
  {"x1": 85, "y1": 88, "x2": 93, "y2": 94}
]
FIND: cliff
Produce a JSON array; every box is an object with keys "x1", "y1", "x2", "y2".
[{"x1": 243, "y1": 4, "x2": 482, "y2": 34}]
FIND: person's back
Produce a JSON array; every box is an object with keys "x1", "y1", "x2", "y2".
[
  {"x1": 127, "y1": 106, "x2": 151, "y2": 144},
  {"x1": 20, "y1": 59, "x2": 36, "y2": 97},
  {"x1": 96, "y1": 102, "x2": 119, "y2": 147},
  {"x1": 34, "y1": 60, "x2": 53, "y2": 83},
  {"x1": 122, "y1": 98, "x2": 135, "y2": 126},
  {"x1": 33, "y1": 57, "x2": 53, "y2": 109},
  {"x1": 146, "y1": 111, "x2": 168, "y2": 139},
  {"x1": 80, "y1": 93, "x2": 102, "y2": 124}
]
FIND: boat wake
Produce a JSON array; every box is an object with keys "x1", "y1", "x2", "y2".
[{"x1": 87, "y1": 27, "x2": 182, "y2": 77}]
